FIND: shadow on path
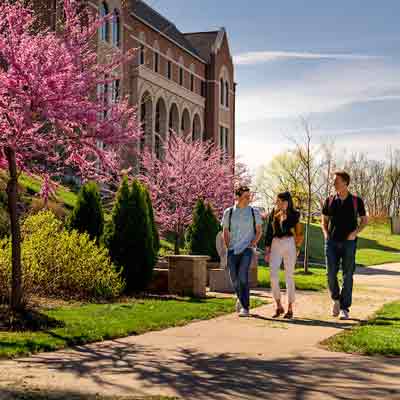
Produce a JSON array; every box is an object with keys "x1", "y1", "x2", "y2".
[{"x1": 19, "y1": 341, "x2": 400, "y2": 400}]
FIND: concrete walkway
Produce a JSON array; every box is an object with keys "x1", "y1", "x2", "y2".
[{"x1": 1, "y1": 264, "x2": 400, "y2": 399}]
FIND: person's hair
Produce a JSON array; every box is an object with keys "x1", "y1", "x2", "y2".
[
  {"x1": 272, "y1": 191, "x2": 298, "y2": 234},
  {"x1": 235, "y1": 185, "x2": 250, "y2": 198},
  {"x1": 334, "y1": 171, "x2": 351, "y2": 186},
  {"x1": 276, "y1": 191, "x2": 296, "y2": 215}
]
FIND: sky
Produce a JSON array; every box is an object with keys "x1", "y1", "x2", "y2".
[{"x1": 145, "y1": 0, "x2": 400, "y2": 172}]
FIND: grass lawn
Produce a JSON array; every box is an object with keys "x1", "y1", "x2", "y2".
[
  {"x1": 19, "y1": 174, "x2": 77, "y2": 209},
  {"x1": 324, "y1": 301, "x2": 400, "y2": 356},
  {"x1": 258, "y1": 266, "x2": 327, "y2": 291},
  {"x1": 307, "y1": 220, "x2": 400, "y2": 267},
  {"x1": 0, "y1": 297, "x2": 265, "y2": 359},
  {"x1": 0, "y1": 390, "x2": 175, "y2": 400}
]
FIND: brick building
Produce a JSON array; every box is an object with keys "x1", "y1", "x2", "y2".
[{"x1": 34, "y1": 0, "x2": 236, "y2": 162}]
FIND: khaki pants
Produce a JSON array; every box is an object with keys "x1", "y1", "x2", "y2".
[{"x1": 270, "y1": 237, "x2": 296, "y2": 304}]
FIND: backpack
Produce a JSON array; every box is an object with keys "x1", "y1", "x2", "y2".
[
  {"x1": 228, "y1": 206, "x2": 256, "y2": 235},
  {"x1": 328, "y1": 194, "x2": 359, "y2": 224}
]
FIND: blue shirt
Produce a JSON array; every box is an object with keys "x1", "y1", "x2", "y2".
[{"x1": 221, "y1": 205, "x2": 262, "y2": 255}]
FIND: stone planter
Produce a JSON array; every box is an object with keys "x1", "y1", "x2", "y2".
[
  {"x1": 167, "y1": 255, "x2": 209, "y2": 298},
  {"x1": 206, "y1": 261, "x2": 220, "y2": 285},
  {"x1": 391, "y1": 216, "x2": 400, "y2": 234},
  {"x1": 147, "y1": 268, "x2": 169, "y2": 294}
]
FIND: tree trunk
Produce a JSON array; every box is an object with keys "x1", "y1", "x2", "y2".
[
  {"x1": 5, "y1": 147, "x2": 24, "y2": 312},
  {"x1": 174, "y1": 231, "x2": 180, "y2": 255},
  {"x1": 303, "y1": 195, "x2": 311, "y2": 274}
]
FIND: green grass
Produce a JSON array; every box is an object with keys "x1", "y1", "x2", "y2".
[
  {"x1": 258, "y1": 266, "x2": 327, "y2": 291},
  {"x1": 0, "y1": 297, "x2": 265, "y2": 359},
  {"x1": 19, "y1": 174, "x2": 77, "y2": 209},
  {"x1": 307, "y1": 220, "x2": 400, "y2": 267},
  {"x1": 0, "y1": 390, "x2": 175, "y2": 400},
  {"x1": 324, "y1": 301, "x2": 400, "y2": 356}
]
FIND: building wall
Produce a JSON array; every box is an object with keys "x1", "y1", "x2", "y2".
[{"x1": 33, "y1": 0, "x2": 235, "y2": 161}]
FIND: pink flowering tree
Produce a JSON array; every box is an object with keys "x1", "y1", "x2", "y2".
[
  {"x1": 140, "y1": 134, "x2": 242, "y2": 254},
  {"x1": 0, "y1": 0, "x2": 140, "y2": 311}
]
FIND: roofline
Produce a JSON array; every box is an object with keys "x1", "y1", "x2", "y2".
[
  {"x1": 183, "y1": 31, "x2": 220, "y2": 36},
  {"x1": 129, "y1": 10, "x2": 207, "y2": 64}
]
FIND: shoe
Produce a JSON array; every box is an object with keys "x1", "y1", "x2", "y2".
[
  {"x1": 236, "y1": 300, "x2": 242, "y2": 313},
  {"x1": 339, "y1": 310, "x2": 349, "y2": 320},
  {"x1": 239, "y1": 308, "x2": 250, "y2": 317},
  {"x1": 272, "y1": 307, "x2": 285, "y2": 318},
  {"x1": 284, "y1": 310, "x2": 293, "y2": 319},
  {"x1": 332, "y1": 300, "x2": 340, "y2": 317}
]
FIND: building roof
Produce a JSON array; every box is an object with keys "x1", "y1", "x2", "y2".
[
  {"x1": 183, "y1": 31, "x2": 219, "y2": 63},
  {"x1": 130, "y1": 0, "x2": 206, "y2": 62}
]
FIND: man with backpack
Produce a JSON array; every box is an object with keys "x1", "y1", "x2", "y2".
[
  {"x1": 322, "y1": 171, "x2": 368, "y2": 320},
  {"x1": 221, "y1": 185, "x2": 262, "y2": 317}
]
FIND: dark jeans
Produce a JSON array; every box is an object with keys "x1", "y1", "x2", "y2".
[
  {"x1": 325, "y1": 239, "x2": 357, "y2": 312},
  {"x1": 227, "y1": 248, "x2": 253, "y2": 311}
]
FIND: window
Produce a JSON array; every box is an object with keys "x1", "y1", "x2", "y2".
[
  {"x1": 220, "y1": 79, "x2": 225, "y2": 106},
  {"x1": 111, "y1": 9, "x2": 120, "y2": 47},
  {"x1": 139, "y1": 45, "x2": 145, "y2": 65},
  {"x1": 154, "y1": 52, "x2": 159, "y2": 73},
  {"x1": 167, "y1": 61, "x2": 172, "y2": 80},
  {"x1": 225, "y1": 81, "x2": 229, "y2": 108},
  {"x1": 155, "y1": 135, "x2": 161, "y2": 159},
  {"x1": 179, "y1": 67, "x2": 184, "y2": 86},
  {"x1": 140, "y1": 102, "x2": 146, "y2": 152},
  {"x1": 111, "y1": 79, "x2": 120, "y2": 104},
  {"x1": 190, "y1": 74, "x2": 195, "y2": 92},
  {"x1": 201, "y1": 81, "x2": 206, "y2": 98},
  {"x1": 100, "y1": 2, "x2": 109, "y2": 42},
  {"x1": 219, "y1": 126, "x2": 229, "y2": 156}
]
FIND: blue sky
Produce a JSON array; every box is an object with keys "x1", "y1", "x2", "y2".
[{"x1": 146, "y1": 0, "x2": 400, "y2": 171}]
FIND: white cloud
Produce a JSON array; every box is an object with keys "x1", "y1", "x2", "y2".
[
  {"x1": 234, "y1": 51, "x2": 381, "y2": 66},
  {"x1": 236, "y1": 60, "x2": 400, "y2": 123}
]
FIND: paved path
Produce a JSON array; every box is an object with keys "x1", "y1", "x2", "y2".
[{"x1": 1, "y1": 264, "x2": 400, "y2": 399}]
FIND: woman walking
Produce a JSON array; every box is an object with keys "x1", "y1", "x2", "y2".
[{"x1": 264, "y1": 192, "x2": 302, "y2": 319}]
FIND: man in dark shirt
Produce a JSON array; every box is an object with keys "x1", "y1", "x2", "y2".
[{"x1": 322, "y1": 171, "x2": 368, "y2": 320}]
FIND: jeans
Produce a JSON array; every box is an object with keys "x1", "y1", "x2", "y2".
[
  {"x1": 325, "y1": 239, "x2": 357, "y2": 312},
  {"x1": 270, "y1": 237, "x2": 297, "y2": 304},
  {"x1": 227, "y1": 248, "x2": 253, "y2": 310}
]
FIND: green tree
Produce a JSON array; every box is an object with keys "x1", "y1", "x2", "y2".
[
  {"x1": 67, "y1": 182, "x2": 104, "y2": 242},
  {"x1": 186, "y1": 199, "x2": 220, "y2": 261},
  {"x1": 143, "y1": 186, "x2": 160, "y2": 255},
  {"x1": 105, "y1": 177, "x2": 156, "y2": 292}
]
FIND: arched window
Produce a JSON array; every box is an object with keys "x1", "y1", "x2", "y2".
[
  {"x1": 111, "y1": 9, "x2": 120, "y2": 47},
  {"x1": 220, "y1": 78, "x2": 224, "y2": 106},
  {"x1": 225, "y1": 81, "x2": 229, "y2": 108},
  {"x1": 100, "y1": 2, "x2": 109, "y2": 42}
]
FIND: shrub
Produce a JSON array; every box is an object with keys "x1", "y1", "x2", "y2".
[
  {"x1": 186, "y1": 199, "x2": 220, "y2": 261},
  {"x1": 105, "y1": 178, "x2": 156, "y2": 292},
  {"x1": 0, "y1": 211, "x2": 123, "y2": 304},
  {"x1": 143, "y1": 185, "x2": 160, "y2": 255},
  {"x1": 67, "y1": 182, "x2": 104, "y2": 242}
]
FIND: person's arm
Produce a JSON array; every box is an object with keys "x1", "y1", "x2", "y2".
[
  {"x1": 223, "y1": 227, "x2": 230, "y2": 249},
  {"x1": 321, "y1": 215, "x2": 330, "y2": 240},
  {"x1": 348, "y1": 199, "x2": 368, "y2": 240},
  {"x1": 221, "y1": 209, "x2": 230, "y2": 248},
  {"x1": 321, "y1": 199, "x2": 330, "y2": 240},
  {"x1": 250, "y1": 209, "x2": 263, "y2": 248}
]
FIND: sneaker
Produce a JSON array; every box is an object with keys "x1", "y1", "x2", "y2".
[
  {"x1": 236, "y1": 300, "x2": 242, "y2": 313},
  {"x1": 339, "y1": 309, "x2": 349, "y2": 320},
  {"x1": 332, "y1": 300, "x2": 340, "y2": 317},
  {"x1": 239, "y1": 308, "x2": 250, "y2": 317}
]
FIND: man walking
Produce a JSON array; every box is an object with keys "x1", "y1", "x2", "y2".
[
  {"x1": 322, "y1": 171, "x2": 368, "y2": 320},
  {"x1": 221, "y1": 185, "x2": 262, "y2": 317}
]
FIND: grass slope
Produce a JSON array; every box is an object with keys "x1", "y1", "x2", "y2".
[
  {"x1": 0, "y1": 297, "x2": 265, "y2": 359},
  {"x1": 324, "y1": 301, "x2": 400, "y2": 356},
  {"x1": 307, "y1": 220, "x2": 400, "y2": 267}
]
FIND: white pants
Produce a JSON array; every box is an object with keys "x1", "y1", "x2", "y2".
[{"x1": 270, "y1": 237, "x2": 296, "y2": 304}]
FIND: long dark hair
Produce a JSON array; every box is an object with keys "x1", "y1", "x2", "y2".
[{"x1": 277, "y1": 191, "x2": 296, "y2": 215}]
